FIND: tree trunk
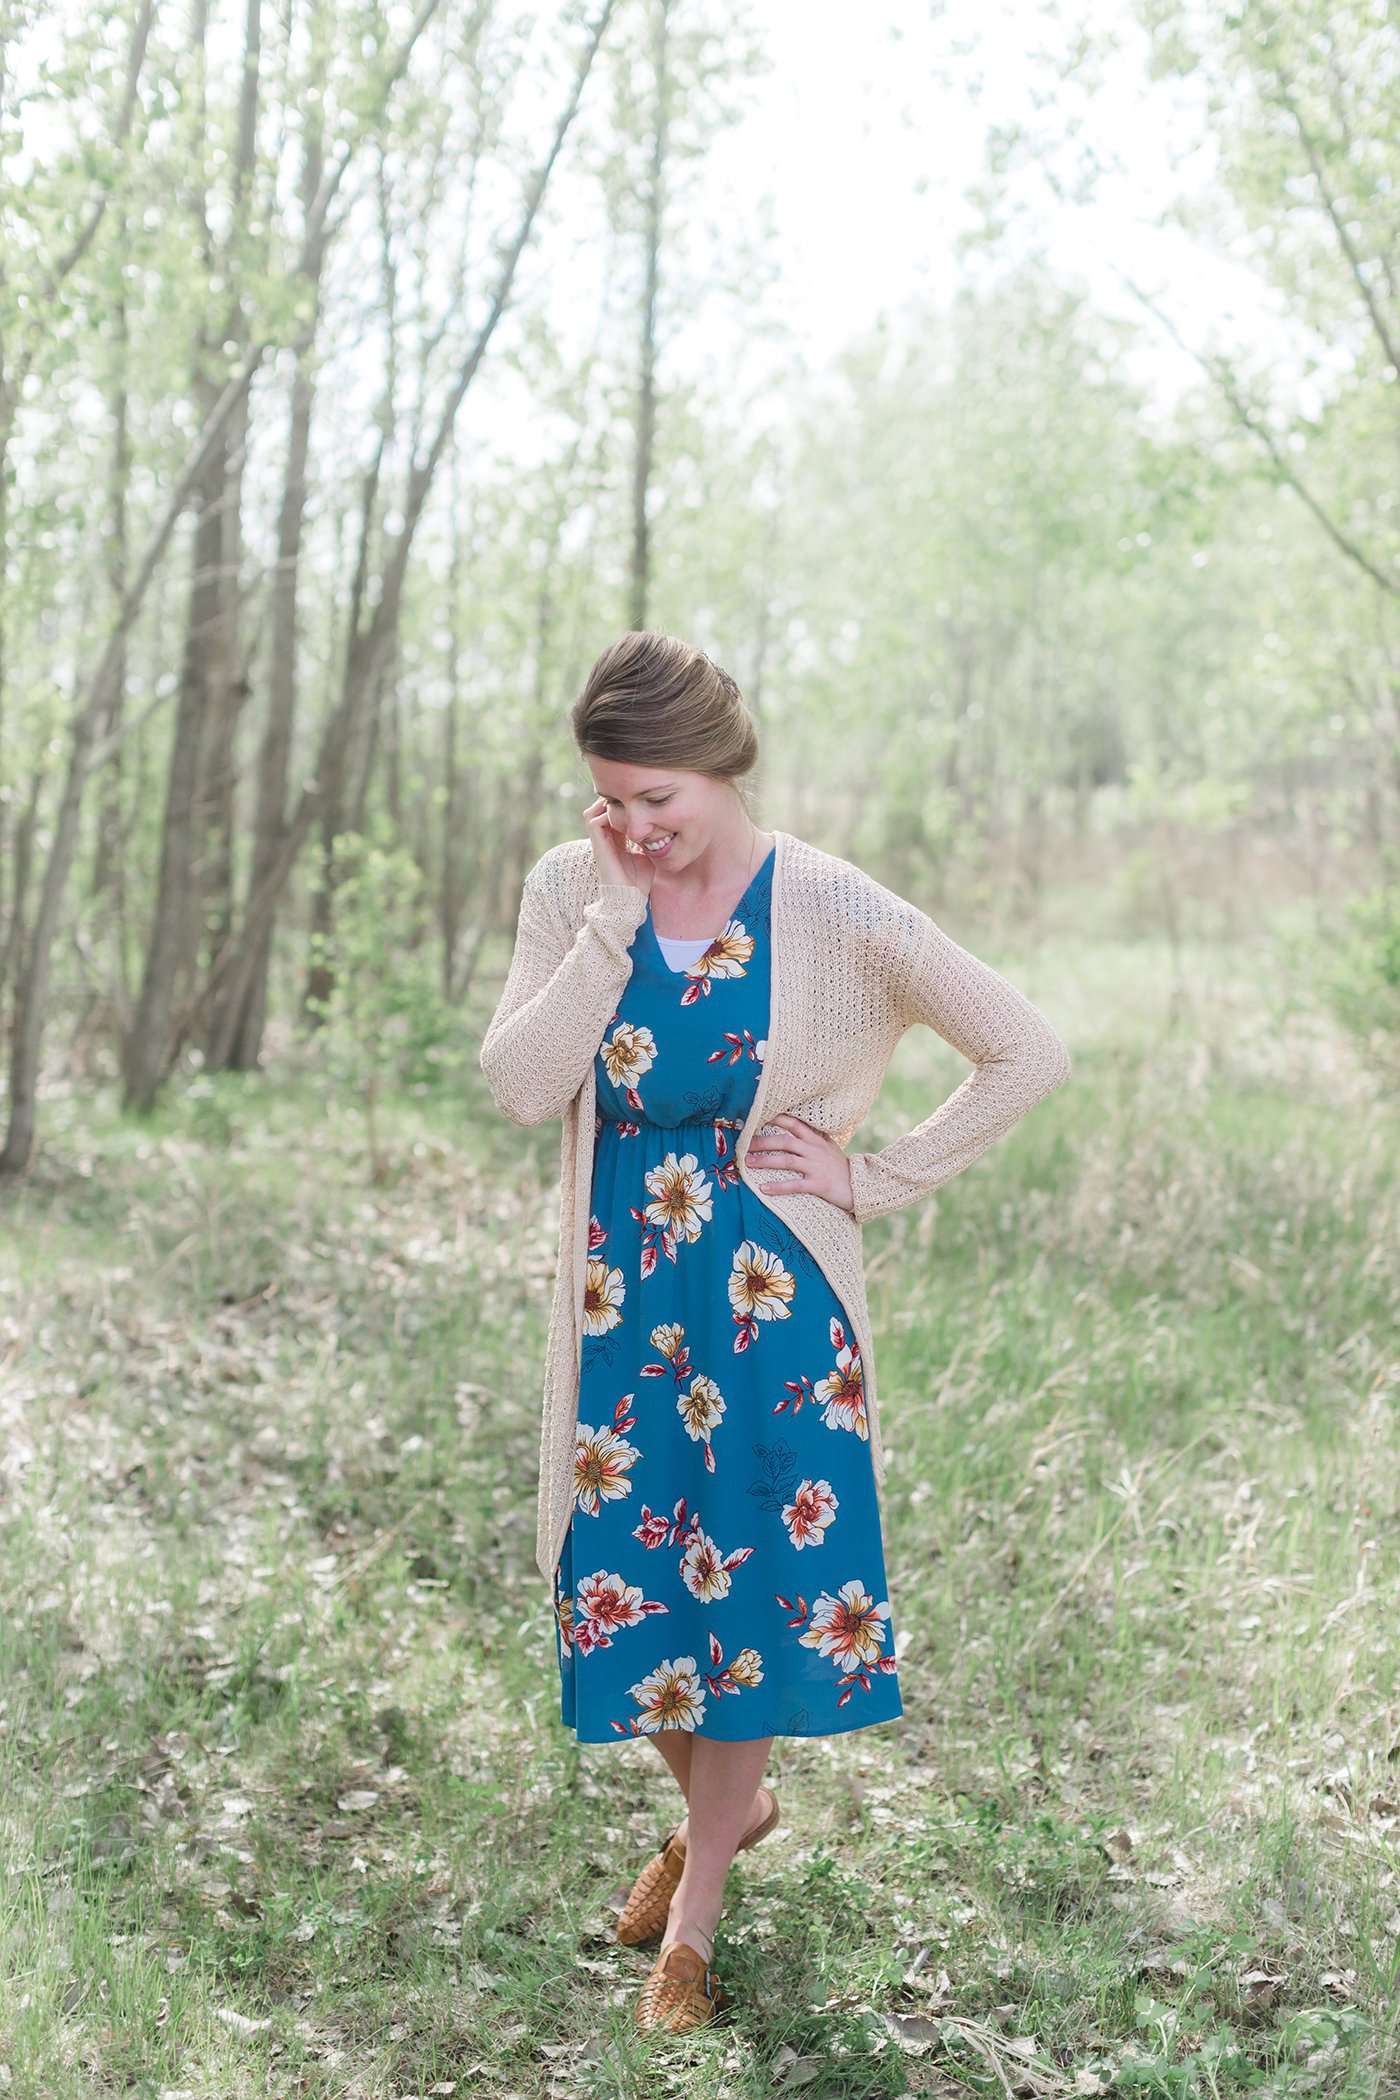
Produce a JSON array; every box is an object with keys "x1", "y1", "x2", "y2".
[
  {"x1": 194, "y1": 0, "x2": 262, "y2": 1065},
  {"x1": 0, "y1": 0, "x2": 449, "y2": 1167},
  {"x1": 218, "y1": 92, "x2": 329, "y2": 1071},
  {"x1": 90, "y1": 229, "x2": 135, "y2": 1026},
  {"x1": 626, "y1": 0, "x2": 672, "y2": 633},
  {"x1": 147, "y1": 0, "x2": 624, "y2": 1081},
  {"x1": 122, "y1": 0, "x2": 235, "y2": 1111}
]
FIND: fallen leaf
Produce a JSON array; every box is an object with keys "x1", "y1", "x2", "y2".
[{"x1": 213, "y1": 2007, "x2": 271, "y2": 2034}]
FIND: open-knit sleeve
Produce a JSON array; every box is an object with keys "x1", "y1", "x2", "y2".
[
  {"x1": 479, "y1": 853, "x2": 649, "y2": 1126},
  {"x1": 844, "y1": 901, "x2": 1071, "y2": 1225}
]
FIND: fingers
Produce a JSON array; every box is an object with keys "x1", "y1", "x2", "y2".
[
  {"x1": 749, "y1": 1141, "x2": 801, "y2": 1163},
  {"x1": 751, "y1": 1114, "x2": 826, "y2": 1158},
  {"x1": 747, "y1": 1114, "x2": 837, "y2": 1198}
]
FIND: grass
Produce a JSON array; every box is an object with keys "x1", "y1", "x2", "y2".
[{"x1": 0, "y1": 926, "x2": 1397, "y2": 2098}]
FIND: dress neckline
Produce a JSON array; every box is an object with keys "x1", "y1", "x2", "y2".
[{"x1": 642, "y1": 841, "x2": 775, "y2": 972}]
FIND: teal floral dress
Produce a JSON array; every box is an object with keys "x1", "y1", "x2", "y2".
[{"x1": 552, "y1": 843, "x2": 904, "y2": 1742}]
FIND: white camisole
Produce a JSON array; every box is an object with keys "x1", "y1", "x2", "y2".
[{"x1": 654, "y1": 931, "x2": 715, "y2": 973}]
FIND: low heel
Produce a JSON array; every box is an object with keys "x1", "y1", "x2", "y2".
[{"x1": 735, "y1": 1784, "x2": 780, "y2": 1854}]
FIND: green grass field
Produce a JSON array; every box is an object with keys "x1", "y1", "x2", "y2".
[{"x1": 2, "y1": 931, "x2": 1397, "y2": 2098}]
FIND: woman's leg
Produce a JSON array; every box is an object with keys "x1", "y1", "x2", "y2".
[
  {"x1": 664, "y1": 1735, "x2": 775, "y2": 1954},
  {"x1": 648, "y1": 1733, "x2": 693, "y2": 1810},
  {"x1": 648, "y1": 1733, "x2": 772, "y2": 1845}
]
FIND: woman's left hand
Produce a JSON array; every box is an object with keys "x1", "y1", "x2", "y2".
[{"x1": 743, "y1": 1114, "x2": 855, "y2": 1213}]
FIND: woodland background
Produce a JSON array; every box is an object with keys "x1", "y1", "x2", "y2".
[{"x1": 1, "y1": 1, "x2": 1398, "y2": 2095}]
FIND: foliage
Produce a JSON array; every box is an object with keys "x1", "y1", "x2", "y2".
[
  {"x1": 2, "y1": 996, "x2": 1397, "y2": 2090},
  {"x1": 1316, "y1": 883, "x2": 1400, "y2": 1084},
  {"x1": 304, "y1": 830, "x2": 464, "y2": 1178}
]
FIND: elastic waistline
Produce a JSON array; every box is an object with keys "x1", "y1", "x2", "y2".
[{"x1": 596, "y1": 1113, "x2": 748, "y2": 1132}]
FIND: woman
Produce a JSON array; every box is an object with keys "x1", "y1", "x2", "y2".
[{"x1": 479, "y1": 632, "x2": 1071, "y2": 2034}]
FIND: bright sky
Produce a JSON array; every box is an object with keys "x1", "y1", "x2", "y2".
[{"x1": 677, "y1": 0, "x2": 1302, "y2": 416}]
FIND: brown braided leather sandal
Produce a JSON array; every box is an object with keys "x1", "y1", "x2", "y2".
[
  {"x1": 634, "y1": 1924, "x2": 725, "y2": 2034},
  {"x1": 615, "y1": 1784, "x2": 780, "y2": 1947}
]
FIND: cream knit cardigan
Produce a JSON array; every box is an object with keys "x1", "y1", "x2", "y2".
[{"x1": 479, "y1": 827, "x2": 1072, "y2": 1585}]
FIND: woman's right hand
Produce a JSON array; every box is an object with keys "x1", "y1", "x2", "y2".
[{"x1": 583, "y1": 794, "x2": 654, "y2": 894}]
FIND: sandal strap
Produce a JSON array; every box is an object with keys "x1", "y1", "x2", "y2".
[
  {"x1": 664, "y1": 1924, "x2": 714, "y2": 1963},
  {"x1": 648, "y1": 1939, "x2": 723, "y2": 2014},
  {"x1": 635, "y1": 1963, "x2": 723, "y2": 2030}
]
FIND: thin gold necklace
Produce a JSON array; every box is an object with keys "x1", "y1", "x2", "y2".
[
  {"x1": 722, "y1": 817, "x2": 761, "y2": 907},
  {"x1": 741, "y1": 819, "x2": 759, "y2": 888},
  {"x1": 653, "y1": 818, "x2": 762, "y2": 938}
]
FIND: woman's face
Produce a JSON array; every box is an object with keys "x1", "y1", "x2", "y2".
[{"x1": 588, "y1": 759, "x2": 731, "y2": 873}]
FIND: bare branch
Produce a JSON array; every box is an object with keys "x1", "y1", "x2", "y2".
[
  {"x1": 1263, "y1": 67, "x2": 1400, "y2": 381},
  {"x1": 1116, "y1": 269, "x2": 1400, "y2": 599},
  {"x1": 299, "y1": 0, "x2": 467, "y2": 260}
]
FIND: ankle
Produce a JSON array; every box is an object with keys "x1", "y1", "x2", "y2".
[{"x1": 664, "y1": 1901, "x2": 717, "y2": 1960}]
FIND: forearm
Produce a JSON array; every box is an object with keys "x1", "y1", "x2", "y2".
[
  {"x1": 479, "y1": 881, "x2": 649, "y2": 1125},
  {"x1": 847, "y1": 906, "x2": 1071, "y2": 1224}
]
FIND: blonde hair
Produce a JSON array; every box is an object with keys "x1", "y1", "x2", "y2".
[{"x1": 572, "y1": 632, "x2": 759, "y2": 809}]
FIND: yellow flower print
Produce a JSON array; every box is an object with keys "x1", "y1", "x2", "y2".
[
  {"x1": 729, "y1": 1240, "x2": 795, "y2": 1320},
  {"x1": 601, "y1": 1020, "x2": 657, "y2": 1091},
  {"x1": 626, "y1": 1654, "x2": 708, "y2": 1733},
  {"x1": 727, "y1": 1646, "x2": 764, "y2": 1687},
  {"x1": 796, "y1": 1578, "x2": 892, "y2": 1670},
  {"x1": 642, "y1": 1321, "x2": 696, "y2": 1386},
  {"x1": 582, "y1": 1255, "x2": 626, "y2": 1337},
  {"x1": 686, "y1": 924, "x2": 755, "y2": 981},
  {"x1": 643, "y1": 1152, "x2": 715, "y2": 1246},
  {"x1": 782, "y1": 1477, "x2": 839, "y2": 1549},
  {"x1": 573, "y1": 1423, "x2": 642, "y2": 1515},
  {"x1": 702, "y1": 1629, "x2": 764, "y2": 1703},
  {"x1": 789, "y1": 1579, "x2": 898, "y2": 1705},
  {"x1": 728, "y1": 1238, "x2": 795, "y2": 1353},
  {"x1": 677, "y1": 1372, "x2": 726, "y2": 1456},
  {"x1": 680, "y1": 1526, "x2": 755, "y2": 1602},
  {"x1": 677, "y1": 925, "x2": 756, "y2": 1006}
]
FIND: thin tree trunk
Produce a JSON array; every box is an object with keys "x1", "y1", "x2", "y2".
[
  {"x1": 167, "y1": 0, "x2": 622, "y2": 1077},
  {"x1": 626, "y1": 0, "x2": 671, "y2": 633},
  {"x1": 218, "y1": 72, "x2": 329, "y2": 1071},
  {"x1": 91, "y1": 211, "x2": 134, "y2": 1027},
  {"x1": 301, "y1": 422, "x2": 388, "y2": 1028},
  {"x1": 121, "y1": 0, "x2": 234, "y2": 1112},
  {"x1": 195, "y1": 0, "x2": 262, "y2": 1061},
  {"x1": 0, "y1": 0, "x2": 154, "y2": 978},
  {"x1": 0, "y1": 0, "x2": 450, "y2": 1168},
  {"x1": 0, "y1": 335, "x2": 268, "y2": 1171}
]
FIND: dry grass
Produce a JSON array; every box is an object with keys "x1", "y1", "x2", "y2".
[{"x1": 0, "y1": 923, "x2": 1396, "y2": 2097}]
